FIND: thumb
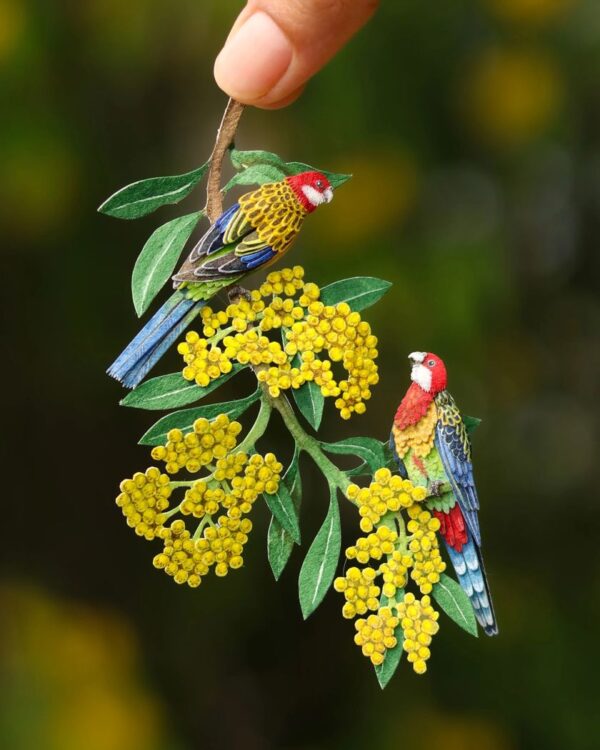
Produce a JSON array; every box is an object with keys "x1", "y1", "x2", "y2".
[{"x1": 214, "y1": 0, "x2": 378, "y2": 109}]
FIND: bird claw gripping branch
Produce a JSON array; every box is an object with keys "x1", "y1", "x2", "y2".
[{"x1": 101, "y1": 100, "x2": 497, "y2": 688}]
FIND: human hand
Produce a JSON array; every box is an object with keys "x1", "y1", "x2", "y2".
[{"x1": 214, "y1": 0, "x2": 378, "y2": 109}]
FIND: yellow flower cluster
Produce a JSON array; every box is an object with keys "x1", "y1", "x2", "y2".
[
  {"x1": 397, "y1": 593, "x2": 440, "y2": 674},
  {"x1": 379, "y1": 551, "x2": 413, "y2": 599},
  {"x1": 150, "y1": 415, "x2": 241, "y2": 474},
  {"x1": 116, "y1": 467, "x2": 171, "y2": 540},
  {"x1": 354, "y1": 607, "x2": 400, "y2": 666},
  {"x1": 338, "y1": 470, "x2": 448, "y2": 675},
  {"x1": 176, "y1": 266, "x2": 380, "y2": 419},
  {"x1": 407, "y1": 505, "x2": 446, "y2": 594},
  {"x1": 345, "y1": 526, "x2": 397, "y2": 563},
  {"x1": 333, "y1": 567, "x2": 380, "y2": 619},
  {"x1": 118, "y1": 409, "x2": 282, "y2": 588},
  {"x1": 346, "y1": 467, "x2": 427, "y2": 533}
]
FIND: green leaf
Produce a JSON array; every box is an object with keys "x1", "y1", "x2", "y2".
[
  {"x1": 320, "y1": 277, "x2": 392, "y2": 312},
  {"x1": 322, "y1": 437, "x2": 387, "y2": 474},
  {"x1": 223, "y1": 164, "x2": 287, "y2": 192},
  {"x1": 229, "y1": 148, "x2": 287, "y2": 172},
  {"x1": 264, "y1": 459, "x2": 301, "y2": 545},
  {"x1": 120, "y1": 365, "x2": 243, "y2": 411},
  {"x1": 131, "y1": 212, "x2": 202, "y2": 316},
  {"x1": 374, "y1": 590, "x2": 405, "y2": 689},
  {"x1": 139, "y1": 389, "x2": 260, "y2": 446},
  {"x1": 292, "y1": 380, "x2": 325, "y2": 431},
  {"x1": 464, "y1": 415, "x2": 482, "y2": 438},
  {"x1": 267, "y1": 452, "x2": 302, "y2": 580},
  {"x1": 98, "y1": 164, "x2": 208, "y2": 219},
  {"x1": 432, "y1": 573, "x2": 478, "y2": 637},
  {"x1": 284, "y1": 162, "x2": 352, "y2": 189},
  {"x1": 298, "y1": 489, "x2": 341, "y2": 619}
]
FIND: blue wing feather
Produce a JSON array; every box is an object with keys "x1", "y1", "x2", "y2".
[{"x1": 389, "y1": 431, "x2": 408, "y2": 479}]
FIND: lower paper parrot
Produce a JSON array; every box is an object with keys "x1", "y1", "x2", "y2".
[
  {"x1": 108, "y1": 171, "x2": 334, "y2": 388},
  {"x1": 390, "y1": 351, "x2": 498, "y2": 635}
]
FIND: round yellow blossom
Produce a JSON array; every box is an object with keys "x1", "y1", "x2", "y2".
[
  {"x1": 178, "y1": 330, "x2": 233, "y2": 387},
  {"x1": 333, "y1": 566, "x2": 380, "y2": 619},
  {"x1": 353, "y1": 607, "x2": 400, "y2": 665},
  {"x1": 116, "y1": 467, "x2": 171, "y2": 540},
  {"x1": 406, "y1": 505, "x2": 446, "y2": 594},
  {"x1": 150, "y1": 415, "x2": 242, "y2": 475},
  {"x1": 153, "y1": 520, "x2": 207, "y2": 587},
  {"x1": 379, "y1": 550, "x2": 413, "y2": 598},
  {"x1": 345, "y1": 525, "x2": 398, "y2": 564},
  {"x1": 397, "y1": 592, "x2": 440, "y2": 674},
  {"x1": 259, "y1": 266, "x2": 305, "y2": 298},
  {"x1": 195, "y1": 516, "x2": 253, "y2": 576},
  {"x1": 256, "y1": 362, "x2": 305, "y2": 397},
  {"x1": 347, "y1": 470, "x2": 427, "y2": 532}
]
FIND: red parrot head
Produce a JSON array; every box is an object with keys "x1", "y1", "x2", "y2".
[
  {"x1": 286, "y1": 171, "x2": 333, "y2": 212},
  {"x1": 408, "y1": 351, "x2": 447, "y2": 394}
]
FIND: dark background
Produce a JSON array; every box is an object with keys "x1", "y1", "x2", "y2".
[{"x1": 2, "y1": 1, "x2": 599, "y2": 748}]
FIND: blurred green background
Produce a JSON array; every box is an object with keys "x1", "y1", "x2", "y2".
[{"x1": 2, "y1": 0, "x2": 599, "y2": 748}]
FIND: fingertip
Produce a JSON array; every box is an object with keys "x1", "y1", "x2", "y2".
[{"x1": 214, "y1": 11, "x2": 293, "y2": 105}]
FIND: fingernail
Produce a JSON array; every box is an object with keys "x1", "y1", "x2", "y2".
[{"x1": 214, "y1": 12, "x2": 293, "y2": 102}]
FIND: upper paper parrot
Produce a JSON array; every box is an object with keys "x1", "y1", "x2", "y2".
[
  {"x1": 390, "y1": 352, "x2": 498, "y2": 635},
  {"x1": 108, "y1": 171, "x2": 335, "y2": 388}
]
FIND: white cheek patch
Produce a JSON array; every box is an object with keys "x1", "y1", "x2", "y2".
[
  {"x1": 302, "y1": 185, "x2": 324, "y2": 207},
  {"x1": 411, "y1": 364, "x2": 432, "y2": 392}
]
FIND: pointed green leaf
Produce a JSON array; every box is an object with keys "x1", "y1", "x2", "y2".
[
  {"x1": 298, "y1": 489, "x2": 341, "y2": 619},
  {"x1": 120, "y1": 365, "x2": 243, "y2": 410},
  {"x1": 264, "y1": 460, "x2": 301, "y2": 546},
  {"x1": 320, "y1": 277, "x2": 392, "y2": 312},
  {"x1": 268, "y1": 452, "x2": 302, "y2": 580},
  {"x1": 322, "y1": 437, "x2": 387, "y2": 474},
  {"x1": 131, "y1": 212, "x2": 202, "y2": 316},
  {"x1": 223, "y1": 164, "x2": 287, "y2": 192},
  {"x1": 464, "y1": 415, "x2": 482, "y2": 438},
  {"x1": 229, "y1": 148, "x2": 287, "y2": 172},
  {"x1": 284, "y1": 162, "x2": 352, "y2": 189},
  {"x1": 432, "y1": 573, "x2": 478, "y2": 637},
  {"x1": 374, "y1": 590, "x2": 405, "y2": 689},
  {"x1": 292, "y1": 380, "x2": 325, "y2": 431},
  {"x1": 138, "y1": 389, "x2": 260, "y2": 446},
  {"x1": 98, "y1": 164, "x2": 208, "y2": 219}
]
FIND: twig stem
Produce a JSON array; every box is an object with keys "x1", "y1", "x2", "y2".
[{"x1": 205, "y1": 98, "x2": 245, "y2": 222}]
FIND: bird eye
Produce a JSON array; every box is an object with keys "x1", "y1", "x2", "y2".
[
  {"x1": 428, "y1": 359, "x2": 436, "y2": 367},
  {"x1": 316, "y1": 180, "x2": 323, "y2": 189}
]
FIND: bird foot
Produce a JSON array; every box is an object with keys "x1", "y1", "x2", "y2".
[
  {"x1": 228, "y1": 285, "x2": 251, "y2": 303},
  {"x1": 428, "y1": 480, "x2": 444, "y2": 497}
]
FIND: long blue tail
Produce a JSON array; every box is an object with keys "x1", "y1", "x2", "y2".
[
  {"x1": 107, "y1": 291, "x2": 205, "y2": 389},
  {"x1": 445, "y1": 533, "x2": 498, "y2": 636}
]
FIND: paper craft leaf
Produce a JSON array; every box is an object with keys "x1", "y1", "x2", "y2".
[
  {"x1": 229, "y1": 148, "x2": 287, "y2": 172},
  {"x1": 284, "y1": 162, "x2": 352, "y2": 189},
  {"x1": 223, "y1": 164, "x2": 287, "y2": 192},
  {"x1": 264, "y1": 466, "x2": 301, "y2": 546},
  {"x1": 374, "y1": 591, "x2": 405, "y2": 689},
  {"x1": 432, "y1": 573, "x2": 478, "y2": 637},
  {"x1": 268, "y1": 452, "x2": 302, "y2": 580},
  {"x1": 322, "y1": 437, "x2": 387, "y2": 474},
  {"x1": 320, "y1": 277, "x2": 392, "y2": 312},
  {"x1": 228, "y1": 149, "x2": 351, "y2": 190},
  {"x1": 120, "y1": 365, "x2": 243, "y2": 411},
  {"x1": 464, "y1": 415, "x2": 482, "y2": 438},
  {"x1": 292, "y1": 380, "x2": 325, "y2": 431},
  {"x1": 298, "y1": 490, "x2": 341, "y2": 619},
  {"x1": 131, "y1": 212, "x2": 202, "y2": 316},
  {"x1": 98, "y1": 164, "x2": 208, "y2": 220},
  {"x1": 138, "y1": 389, "x2": 260, "y2": 446}
]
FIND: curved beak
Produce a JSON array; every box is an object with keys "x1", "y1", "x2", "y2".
[
  {"x1": 408, "y1": 351, "x2": 426, "y2": 364},
  {"x1": 323, "y1": 187, "x2": 334, "y2": 204}
]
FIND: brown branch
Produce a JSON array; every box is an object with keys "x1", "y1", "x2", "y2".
[{"x1": 205, "y1": 98, "x2": 245, "y2": 222}]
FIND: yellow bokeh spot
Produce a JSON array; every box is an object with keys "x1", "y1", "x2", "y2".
[
  {"x1": 0, "y1": 0, "x2": 26, "y2": 63},
  {"x1": 461, "y1": 47, "x2": 564, "y2": 148},
  {"x1": 485, "y1": 0, "x2": 577, "y2": 26}
]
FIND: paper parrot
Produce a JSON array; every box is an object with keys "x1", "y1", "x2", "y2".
[
  {"x1": 108, "y1": 171, "x2": 334, "y2": 388},
  {"x1": 390, "y1": 352, "x2": 498, "y2": 635}
]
